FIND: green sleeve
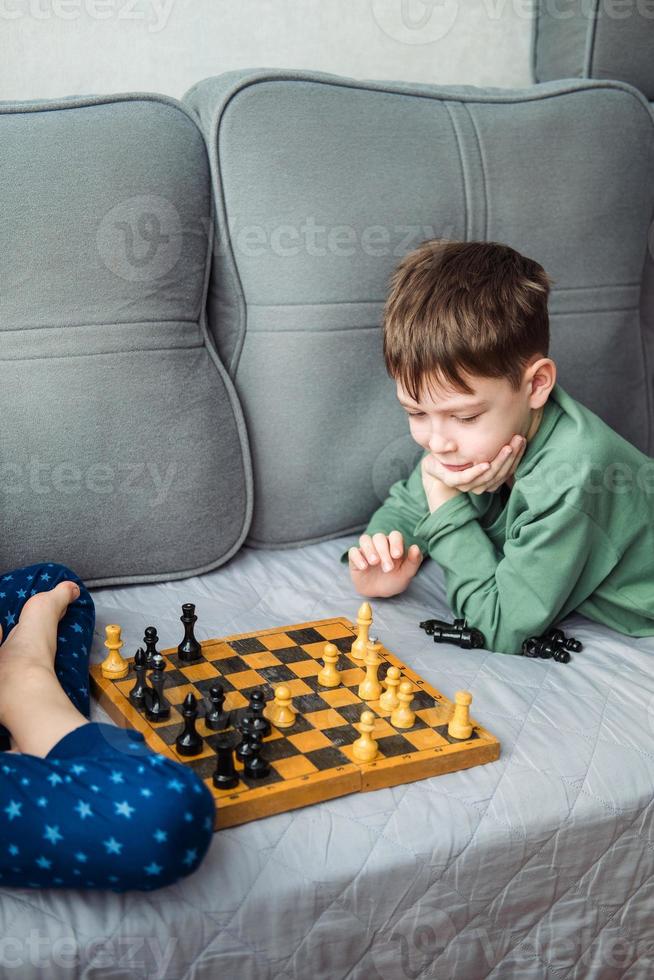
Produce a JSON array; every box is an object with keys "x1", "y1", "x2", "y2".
[
  {"x1": 411, "y1": 493, "x2": 619, "y2": 654},
  {"x1": 339, "y1": 454, "x2": 430, "y2": 564}
]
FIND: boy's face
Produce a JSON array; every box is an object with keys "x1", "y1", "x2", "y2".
[{"x1": 396, "y1": 368, "x2": 547, "y2": 474}]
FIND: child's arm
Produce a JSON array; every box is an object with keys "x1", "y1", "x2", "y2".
[{"x1": 412, "y1": 492, "x2": 619, "y2": 654}]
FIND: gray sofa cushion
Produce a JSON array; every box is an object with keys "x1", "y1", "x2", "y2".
[
  {"x1": 184, "y1": 70, "x2": 654, "y2": 550},
  {"x1": 533, "y1": 0, "x2": 654, "y2": 100},
  {"x1": 0, "y1": 93, "x2": 252, "y2": 586}
]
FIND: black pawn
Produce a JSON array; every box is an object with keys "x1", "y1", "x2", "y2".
[
  {"x1": 212, "y1": 738, "x2": 239, "y2": 791},
  {"x1": 145, "y1": 661, "x2": 171, "y2": 721},
  {"x1": 247, "y1": 689, "x2": 271, "y2": 738},
  {"x1": 177, "y1": 603, "x2": 202, "y2": 663},
  {"x1": 243, "y1": 731, "x2": 270, "y2": 779},
  {"x1": 237, "y1": 708, "x2": 255, "y2": 738},
  {"x1": 205, "y1": 684, "x2": 230, "y2": 731},
  {"x1": 236, "y1": 730, "x2": 255, "y2": 763},
  {"x1": 143, "y1": 626, "x2": 164, "y2": 670},
  {"x1": 129, "y1": 647, "x2": 149, "y2": 709},
  {"x1": 176, "y1": 693, "x2": 203, "y2": 756}
]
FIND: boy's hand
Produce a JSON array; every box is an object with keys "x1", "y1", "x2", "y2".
[
  {"x1": 348, "y1": 531, "x2": 423, "y2": 598},
  {"x1": 422, "y1": 433, "x2": 527, "y2": 496}
]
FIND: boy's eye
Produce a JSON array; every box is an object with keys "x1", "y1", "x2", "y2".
[{"x1": 405, "y1": 411, "x2": 480, "y2": 423}]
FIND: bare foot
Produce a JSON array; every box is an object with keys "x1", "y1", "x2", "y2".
[{"x1": 0, "y1": 580, "x2": 81, "y2": 675}]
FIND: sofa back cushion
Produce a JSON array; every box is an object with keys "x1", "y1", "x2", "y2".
[
  {"x1": 1, "y1": 93, "x2": 252, "y2": 585},
  {"x1": 533, "y1": 0, "x2": 654, "y2": 101},
  {"x1": 185, "y1": 71, "x2": 654, "y2": 549}
]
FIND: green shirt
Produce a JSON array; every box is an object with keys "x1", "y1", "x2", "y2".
[{"x1": 340, "y1": 383, "x2": 654, "y2": 654}]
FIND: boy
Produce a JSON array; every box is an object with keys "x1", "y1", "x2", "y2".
[{"x1": 342, "y1": 239, "x2": 654, "y2": 655}]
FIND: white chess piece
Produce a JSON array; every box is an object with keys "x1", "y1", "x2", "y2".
[
  {"x1": 379, "y1": 665, "x2": 401, "y2": 711},
  {"x1": 352, "y1": 710, "x2": 378, "y2": 762}
]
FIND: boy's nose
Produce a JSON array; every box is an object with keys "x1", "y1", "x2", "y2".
[{"x1": 428, "y1": 434, "x2": 456, "y2": 453}]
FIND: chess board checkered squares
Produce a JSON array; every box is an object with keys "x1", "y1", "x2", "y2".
[
  {"x1": 188, "y1": 721, "x2": 353, "y2": 796},
  {"x1": 112, "y1": 676, "x2": 198, "y2": 717}
]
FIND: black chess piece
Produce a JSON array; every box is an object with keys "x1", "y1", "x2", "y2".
[
  {"x1": 422, "y1": 618, "x2": 485, "y2": 650},
  {"x1": 129, "y1": 647, "x2": 149, "y2": 709},
  {"x1": 521, "y1": 636, "x2": 540, "y2": 658},
  {"x1": 144, "y1": 661, "x2": 171, "y2": 721},
  {"x1": 521, "y1": 628, "x2": 575, "y2": 663},
  {"x1": 176, "y1": 693, "x2": 203, "y2": 756},
  {"x1": 243, "y1": 730, "x2": 270, "y2": 779},
  {"x1": 522, "y1": 634, "x2": 547, "y2": 658},
  {"x1": 419, "y1": 616, "x2": 485, "y2": 649},
  {"x1": 538, "y1": 637, "x2": 556, "y2": 659},
  {"x1": 143, "y1": 626, "x2": 164, "y2": 670},
  {"x1": 235, "y1": 730, "x2": 255, "y2": 763},
  {"x1": 435, "y1": 623, "x2": 485, "y2": 650},
  {"x1": 544, "y1": 627, "x2": 565, "y2": 645},
  {"x1": 177, "y1": 603, "x2": 202, "y2": 663},
  {"x1": 544, "y1": 626, "x2": 579, "y2": 659},
  {"x1": 212, "y1": 736, "x2": 239, "y2": 791},
  {"x1": 205, "y1": 684, "x2": 230, "y2": 731},
  {"x1": 419, "y1": 617, "x2": 468, "y2": 636},
  {"x1": 237, "y1": 710, "x2": 255, "y2": 740},
  {"x1": 419, "y1": 617, "x2": 450, "y2": 635},
  {"x1": 245, "y1": 689, "x2": 271, "y2": 737}
]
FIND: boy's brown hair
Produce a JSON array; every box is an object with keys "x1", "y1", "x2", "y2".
[{"x1": 382, "y1": 239, "x2": 553, "y2": 403}]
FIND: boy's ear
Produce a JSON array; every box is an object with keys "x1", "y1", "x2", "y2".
[{"x1": 527, "y1": 357, "x2": 556, "y2": 408}]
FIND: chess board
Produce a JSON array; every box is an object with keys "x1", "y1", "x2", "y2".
[{"x1": 89, "y1": 617, "x2": 501, "y2": 830}]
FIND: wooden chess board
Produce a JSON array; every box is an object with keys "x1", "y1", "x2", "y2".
[{"x1": 89, "y1": 617, "x2": 501, "y2": 830}]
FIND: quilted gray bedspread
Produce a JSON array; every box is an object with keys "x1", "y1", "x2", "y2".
[{"x1": 1, "y1": 538, "x2": 653, "y2": 980}]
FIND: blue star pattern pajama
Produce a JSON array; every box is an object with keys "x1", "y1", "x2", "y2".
[{"x1": 0, "y1": 563, "x2": 215, "y2": 891}]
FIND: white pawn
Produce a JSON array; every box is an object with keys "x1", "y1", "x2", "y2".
[
  {"x1": 358, "y1": 637, "x2": 382, "y2": 701},
  {"x1": 263, "y1": 684, "x2": 296, "y2": 729},
  {"x1": 379, "y1": 665, "x2": 401, "y2": 711},
  {"x1": 317, "y1": 642, "x2": 341, "y2": 688},
  {"x1": 448, "y1": 690, "x2": 473, "y2": 740},
  {"x1": 352, "y1": 710, "x2": 378, "y2": 762},
  {"x1": 390, "y1": 679, "x2": 415, "y2": 729},
  {"x1": 101, "y1": 624, "x2": 128, "y2": 680},
  {"x1": 351, "y1": 601, "x2": 372, "y2": 662}
]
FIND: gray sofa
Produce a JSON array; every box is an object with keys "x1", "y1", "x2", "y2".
[
  {"x1": 2, "y1": 65, "x2": 654, "y2": 979},
  {"x1": 534, "y1": 0, "x2": 654, "y2": 105}
]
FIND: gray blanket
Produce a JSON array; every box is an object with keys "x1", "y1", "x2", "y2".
[{"x1": 1, "y1": 538, "x2": 652, "y2": 980}]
